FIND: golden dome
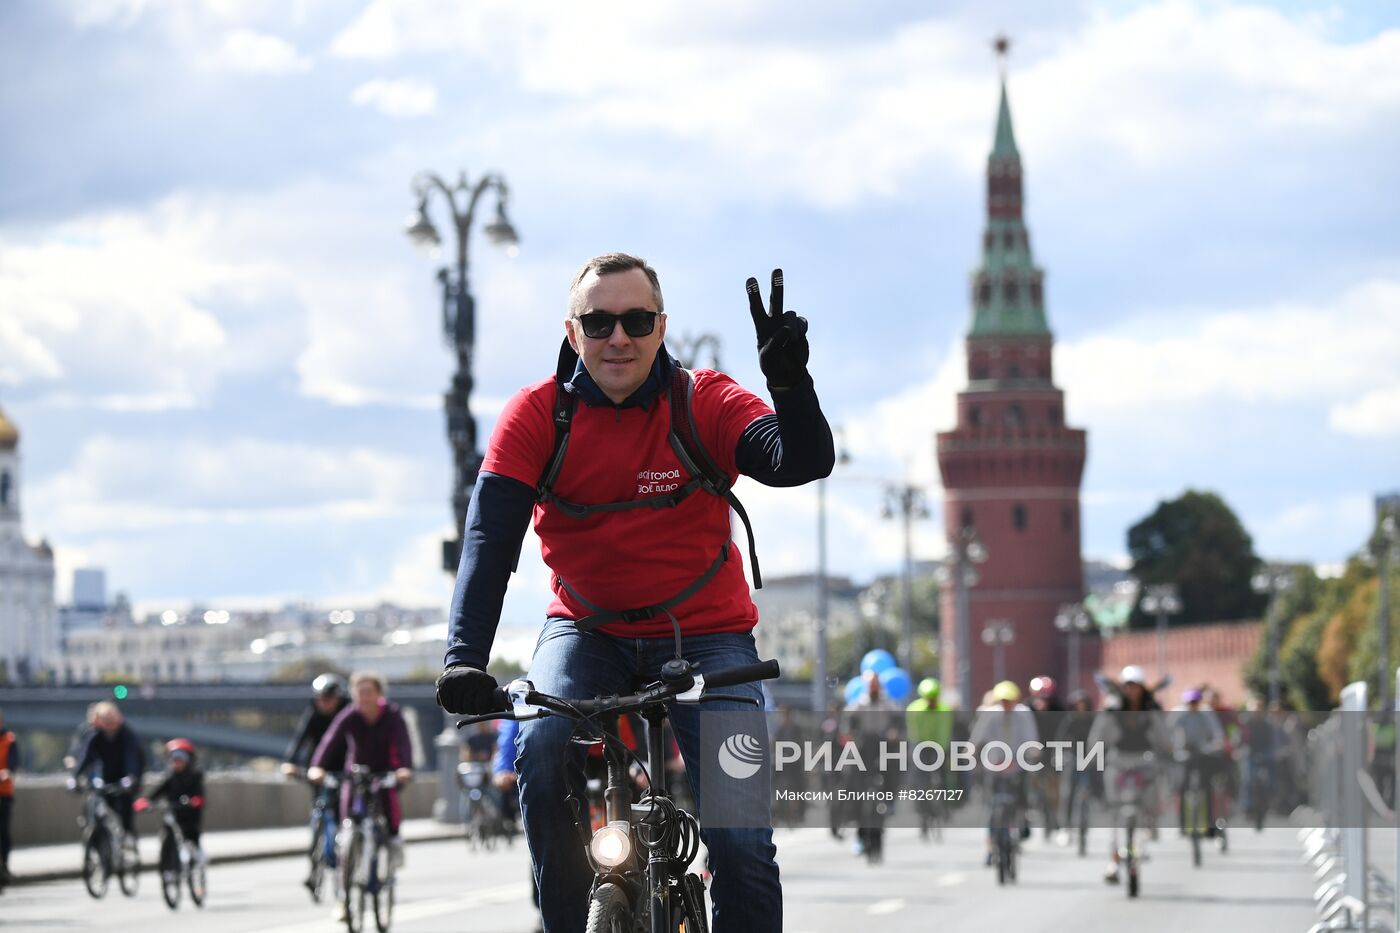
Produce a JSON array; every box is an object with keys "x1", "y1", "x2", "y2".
[{"x1": 0, "y1": 406, "x2": 18, "y2": 451}]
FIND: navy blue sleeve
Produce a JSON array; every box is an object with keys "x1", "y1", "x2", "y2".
[
  {"x1": 73, "y1": 730, "x2": 96, "y2": 778},
  {"x1": 6, "y1": 735, "x2": 18, "y2": 771},
  {"x1": 444, "y1": 471, "x2": 537, "y2": 670},
  {"x1": 734, "y1": 374, "x2": 835, "y2": 487}
]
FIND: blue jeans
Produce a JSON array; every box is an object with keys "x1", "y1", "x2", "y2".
[{"x1": 513, "y1": 618, "x2": 782, "y2": 933}]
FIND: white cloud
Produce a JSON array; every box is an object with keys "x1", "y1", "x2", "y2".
[
  {"x1": 29, "y1": 435, "x2": 440, "y2": 537},
  {"x1": 327, "y1": 0, "x2": 1400, "y2": 206},
  {"x1": 1055, "y1": 279, "x2": 1400, "y2": 417},
  {"x1": 0, "y1": 199, "x2": 240, "y2": 408},
  {"x1": 349, "y1": 78, "x2": 437, "y2": 118},
  {"x1": 1330, "y1": 384, "x2": 1400, "y2": 438},
  {"x1": 214, "y1": 29, "x2": 313, "y2": 75}
]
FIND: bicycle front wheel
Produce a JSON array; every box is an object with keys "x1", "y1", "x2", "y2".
[
  {"x1": 82, "y1": 833, "x2": 110, "y2": 899},
  {"x1": 585, "y1": 881, "x2": 632, "y2": 933},
  {"x1": 308, "y1": 819, "x2": 328, "y2": 903},
  {"x1": 118, "y1": 836, "x2": 140, "y2": 897},
  {"x1": 160, "y1": 829, "x2": 182, "y2": 909},
  {"x1": 343, "y1": 833, "x2": 365, "y2": 933},
  {"x1": 373, "y1": 828, "x2": 394, "y2": 933},
  {"x1": 188, "y1": 845, "x2": 207, "y2": 907}
]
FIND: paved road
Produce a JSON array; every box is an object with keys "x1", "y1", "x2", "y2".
[{"x1": 1, "y1": 825, "x2": 1323, "y2": 931}]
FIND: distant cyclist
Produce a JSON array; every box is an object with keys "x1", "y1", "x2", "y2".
[
  {"x1": 906, "y1": 678, "x2": 955, "y2": 831},
  {"x1": 70, "y1": 701, "x2": 144, "y2": 836},
  {"x1": 307, "y1": 672, "x2": 413, "y2": 869},
  {"x1": 1027, "y1": 675, "x2": 1064, "y2": 838},
  {"x1": 1088, "y1": 665, "x2": 1169, "y2": 884},
  {"x1": 282, "y1": 674, "x2": 351, "y2": 777},
  {"x1": 137, "y1": 738, "x2": 206, "y2": 861},
  {"x1": 842, "y1": 670, "x2": 903, "y2": 858},
  {"x1": 969, "y1": 681, "x2": 1040, "y2": 862},
  {"x1": 1169, "y1": 687, "x2": 1224, "y2": 835}
]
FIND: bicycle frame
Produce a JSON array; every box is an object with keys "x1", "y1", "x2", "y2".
[{"x1": 457, "y1": 654, "x2": 779, "y2": 933}]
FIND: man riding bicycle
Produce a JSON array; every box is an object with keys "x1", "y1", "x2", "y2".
[
  {"x1": 70, "y1": 702, "x2": 144, "y2": 837},
  {"x1": 435, "y1": 254, "x2": 834, "y2": 933},
  {"x1": 283, "y1": 674, "x2": 351, "y2": 777}
]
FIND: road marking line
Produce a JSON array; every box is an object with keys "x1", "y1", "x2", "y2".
[
  {"x1": 938, "y1": 871, "x2": 967, "y2": 886},
  {"x1": 868, "y1": 898, "x2": 906, "y2": 915},
  {"x1": 255, "y1": 882, "x2": 527, "y2": 933}
]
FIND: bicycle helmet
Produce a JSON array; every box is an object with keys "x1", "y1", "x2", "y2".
[
  {"x1": 1120, "y1": 665, "x2": 1146, "y2": 685},
  {"x1": 917, "y1": 677, "x2": 942, "y2": 701},
  {"x1": 1029, "y1": 675, "x2": 1057, "y2": 699},
  {"x1": 165, "y1": 737, "x2": 195, "y2": 762},
  {"x1": 312, "y1": 673, "x2": 347, "y2": 699},
  {"x1": 1182, "y1": 687, "x2": 1204, "y2": 704},
  {"x1": 991, "y1": 680, "x2": 1021, "y2": 703}
]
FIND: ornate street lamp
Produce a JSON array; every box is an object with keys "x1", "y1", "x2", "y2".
[
  {"x1": 884, "y1": 482, "x2": 930, "y2": 675},
  {"x1": 939, "y1": 526, "x2": 987, "y2": 707},
  {"x1": 1140, "y1": 584, "x2": 1182, "y2": 683},
  {"x1": 981, "y1": 619, "x2": 1015, "y2": 685},
  {"x1": 1251, "y1": 570, "x2": 1294, "y2": 707},
  {"x1": 406, "y1": 170, "x2": 519, "y2": 572},
  {"x1": 1054, "y1": 603, "x2": 1095, "y2": 694}
]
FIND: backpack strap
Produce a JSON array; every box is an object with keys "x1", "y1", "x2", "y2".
[
  {"x1": 536, "y1": 339, "x2": 580, "y2": 500},
  {"x1": 668, "y1": 366, "x2": 763, "y2": 589}
]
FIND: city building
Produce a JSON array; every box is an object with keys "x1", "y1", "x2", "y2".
[
  {"x1": 751, "y1": 573, "x2": 862, "y2": 679},
  {"x1": 59, "y1": 601, "x2": 448, "y2": 684},
  {"x1": 936, "y1": 66, "x2": 1089, "y2": 700},
  {"x1": 0, "y1": 404, "x2": 57, "y2": 683}
]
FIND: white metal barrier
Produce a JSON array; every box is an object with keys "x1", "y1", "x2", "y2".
[{"x1": 1303, "y1": 679, "x2": 1397, "y2": 933}]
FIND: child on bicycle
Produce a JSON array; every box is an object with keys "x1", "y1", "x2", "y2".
[{"x1": 137, "y1": 739, "x2": 206, "y2": 859}]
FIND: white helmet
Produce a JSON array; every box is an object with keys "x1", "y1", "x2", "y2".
[{"x1": 1120, "y1": 665, "x2": 1146, "y2": 685}]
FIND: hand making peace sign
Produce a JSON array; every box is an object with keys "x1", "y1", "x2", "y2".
[{"x1": 746, "y1": 268, "x2": 810, "y2": 390}]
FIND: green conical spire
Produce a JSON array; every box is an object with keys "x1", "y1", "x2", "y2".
[
  {"x1": 968, "y1": 74, "x2": 1051, "y2": 339},
  {"x1": 992, "y1": 80, "x2": 1018, "y2": 160}
]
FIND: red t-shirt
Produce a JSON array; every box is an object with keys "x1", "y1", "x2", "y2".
[{"x1": 482, "y1": 369, "x2": 772, "y2": 638}]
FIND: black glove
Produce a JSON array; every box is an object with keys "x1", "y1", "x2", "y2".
[
  {"x1": 746, "y1": 268, "x2": 810, "y2": 390},
  {"x1": 435, "y1": 665, "x2": 502, "y2": 715}
]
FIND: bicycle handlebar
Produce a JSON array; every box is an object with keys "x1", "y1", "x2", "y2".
[
  {"x1": 457, "y1": 657, "x2": 782, "y2": 728},
  {"x1": 702, "y1": 658, "x2": 780, "y2": 690}
]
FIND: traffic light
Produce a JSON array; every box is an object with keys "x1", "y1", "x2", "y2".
[{"x1": 113, "y1": 684, "x2": 129, "y2": 700}]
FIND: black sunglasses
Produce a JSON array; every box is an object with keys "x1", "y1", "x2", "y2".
[{"x1": 575, "y1": 310, "x2": 659, "y2": 339}]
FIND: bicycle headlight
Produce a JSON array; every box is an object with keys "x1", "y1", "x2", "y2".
[{"x1": 589, "y1": 821, "x2": 632, "y2": 868}]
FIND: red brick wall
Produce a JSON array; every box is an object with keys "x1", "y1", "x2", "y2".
[{"x1": 1098, "y1": 621, "x2": 1262, "y2": 708}]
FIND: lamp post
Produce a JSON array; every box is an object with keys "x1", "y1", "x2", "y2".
[
  {"x1": 812, "y1": 431, "x2": 851, "y2": 713},
  {"x1": 669, "y1": 333, "x2": 723, "y2": 370},
  {"x1": 884, "y1": 481, "x2": 930, "y2": 674},
  {"x1": 1376, "y1": 504, "x2": 1399, "y2": 711},
  {"x1": 1140, "y1": 584, "x2": 1181, "y2": 683},
  {"x1": 1251, "y1": 569, "x2": 1294, "y2": 708},
  {"x1": 939, "y1": 526, "x2": 987, "y2": 708},
  {"x1": 1054, "y1": 603, "x2": 1094, "y2": 694},
  {"x1": 981, "y1": 619, "x2": 1014, "y2": 684},
  {"x1": 406, "y1": 170, "x2": 519, "y2": 573}
]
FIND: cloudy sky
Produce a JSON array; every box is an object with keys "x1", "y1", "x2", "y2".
[{"x1": 2, "y1": 0, "x2": 1397, "y2": 625}]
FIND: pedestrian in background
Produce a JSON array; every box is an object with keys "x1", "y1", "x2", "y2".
[{"x1": 0, "y1": 707, "x2": 18, "y2": 887}]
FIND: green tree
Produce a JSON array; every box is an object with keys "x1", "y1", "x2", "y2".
[{"x1": 1126, "y1": 489, "x2": 1267, "y2": 627}]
